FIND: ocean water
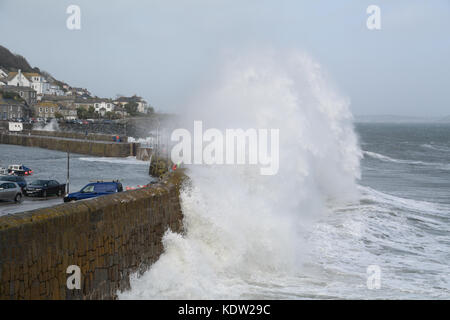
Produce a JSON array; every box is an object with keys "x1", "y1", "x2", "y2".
[
  {"x1": 119, "y1": 51, "x2": 450, "y2": 300},
  {"x1": 0, "y1": 145, "x2": 154, "y2": 215}
]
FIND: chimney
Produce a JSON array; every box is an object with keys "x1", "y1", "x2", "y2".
[{"x1": 18, "y1": 69, "x2": 22, "y2": 86}]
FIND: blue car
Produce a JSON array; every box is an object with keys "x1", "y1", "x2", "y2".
[
  {"x1": 63, "y1": 181, "x2": 123, "y2": 202},
  {"x1": 0, "y1": 175, "x2": 27, "y2": 191}
]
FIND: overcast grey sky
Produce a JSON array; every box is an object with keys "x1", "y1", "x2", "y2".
[{"x1": 0, "y1": 0, "x2": 448, "y2": 116}]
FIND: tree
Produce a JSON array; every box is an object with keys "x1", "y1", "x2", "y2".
[
  {"x1": 105, "y1": 111, "x2": 119, "y2": 120},
  {"x1": 76, "y1": 107, "x2": 87, "y2": 119},
  {"x1": 124, "y1": 102, "x2": 138, "y2": 116},
  {"x1": 87, "y1": 106, "x2": 96, "y2": 118},
  {"x1": 54, "y1": 112, "x2": 64, "y2": 119},
  {"x1": 147, "y1": 105, "x2": 155, "y2": 114}
]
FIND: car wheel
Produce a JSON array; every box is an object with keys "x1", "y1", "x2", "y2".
[{"x1": 14, "y1": 194, "x2": 22, "y2": 203}]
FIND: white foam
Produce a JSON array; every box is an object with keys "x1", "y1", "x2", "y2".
[
  {"x1": 421, "y1": 144, "x2": 450, "y2": 153},
  {"x1": 33, "y1": 119, "x2": 60, "y2": 132},
  {"x1": 79, "y1": 156, "x2": 149, "y2": 165},
  {"x1": 363, "y1": 151, "x2": 450, "y2": 170},
  {"x1": 118, "y1": 50, "x2": 362, "y2": 299},
  {"x1": 359, "y1": 185, "x2": 450, "y2": 215}
]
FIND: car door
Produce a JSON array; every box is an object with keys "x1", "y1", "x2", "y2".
[
  {"x1": 1, "y1": 183, "x2": 14, "y2": 200},
  {"x1": 9, "y1": 183, "x2": 19, "y2": 200},
  {"x1": 47, "y1": 181, "x2": 55, "y2": 195},
  {"x1": 50, "y1": 181, "x2": 59, "y2": 195},
  {"x1": 0, "y1": 183, "x2": 9, "y2": 200}
]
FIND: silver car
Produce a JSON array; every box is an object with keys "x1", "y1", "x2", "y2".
[{"x1": 0, "y1": 181, "x2": 23, "y2": 203}]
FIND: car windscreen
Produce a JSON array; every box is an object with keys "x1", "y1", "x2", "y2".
[
  {"x1": 30, "y1": 180, "x2": 48, "y2": 186},
  {"x1": 94, "y1": 184, "x2": 117, "y2": 193}
]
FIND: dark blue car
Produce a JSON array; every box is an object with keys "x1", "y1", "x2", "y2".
[
  {"x1": 63, "y1": 181, "x2": 123, "y2": 202},
  {"x1": 0, "y1": 175, "x2": 27, "y2": 191}
]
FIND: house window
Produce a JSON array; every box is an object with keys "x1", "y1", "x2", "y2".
[
  {"x1": 39, "y1": 107, "x2": 43, "y2": 112},
  {"x1": 51, "y1": 108, "x2": 54, "y2": 113},
  {"x1": 45, "y1": 107, "x2": 48, "y2": 113}
]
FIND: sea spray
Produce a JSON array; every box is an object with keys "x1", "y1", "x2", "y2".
[
  {"x1": 119, "y1": 50, "x2": 362, "y2": 299},
  {"x1": 33, "y1": 118, "x2": 60, "y2": 131}
]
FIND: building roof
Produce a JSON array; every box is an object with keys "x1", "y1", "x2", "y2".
[
  {"x1": 115, "y1": 95, "x2": 143, "y2": 103},
  {"x1": 74, "y1": 97, "x2": 98, "y2": 104},
  {"x1": 0, "y1": 93, "x2": 26, "y2": 106},
  {"x1": 41, "y1": 95, "x2": 75, "y2": 101},
  {"x1": 7, "y1": 71, "x2": 42, "y2": 82},
  {"x1": 36, "y1": 101, "x2": 59, "y2": 107},
  {"x1": 0, "y1": 85, "x2": 37, "y2": 92}
]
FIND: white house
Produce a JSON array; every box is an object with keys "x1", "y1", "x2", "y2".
[
  {"x1": 7, "y1": 70, "x2": 50, "y2": 95},
  {"x1": 94, "y1": 100, "x2": 115, "y2": 115},
  {"x1": 65, "y1": 87, "x2": 91, "y2": 97},
  {"x1": 114, "y1": 95, "x2": 150, "y2": 114},
  {"x1": 7, "y1": 70, "x2": 31, "y2": 87},
  {"x1": 136, "y1": 100, "x2": 148, "y2": 113},
  {"x1": 47, "y1": 84, "x2": 64, "y2": 96},
  {"x1": 0, "y1": 67, "x2": 8, "y2": 79}
]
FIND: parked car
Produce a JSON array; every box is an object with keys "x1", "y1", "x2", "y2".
[
  {"x1": 64, "y1": 181, "x2": 123, "y2": 202},
  {"x1": 0, "y1": 175, "x2": 27, "y2": 191},
  {"x1": 0, "y1": 181, "x2": 23, "y2": 203},
  {"x1": 25, "y1": 180, "x2": 66, "y2": 198},
  {"x1": 0, "y1": 167, "x2": 8, "y2": 175}
]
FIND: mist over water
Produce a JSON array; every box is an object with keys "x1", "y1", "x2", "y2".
[{"x1": 119, "y1": 51, "x2": 364, "y2": 299}]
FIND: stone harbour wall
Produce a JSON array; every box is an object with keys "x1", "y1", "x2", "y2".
[
  {"x1": 0, "y1": 133, "x2": 137, "y2": 157},
  {"x1": 0, "y1": 171, "x2": 185, "y2": 300},
  {"x1": 28, "y1": 130, "x2": 126, "y2": 143}
]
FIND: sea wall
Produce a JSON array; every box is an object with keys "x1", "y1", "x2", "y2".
[
  {"x1": 0, "y1": 133, "x2": 137, "y2": 157},
  {"x1": 0, "y1": 171, "x2": 185, "y2": 300},
  {"x1": 28, "y1": 130, "x2": 126, "y2": 143}
]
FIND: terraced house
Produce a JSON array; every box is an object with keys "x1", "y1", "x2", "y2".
[
  {"x1": 0, "y1": 92, "x2": 30, "y2": 120},
  {"x1": 34, "y1": 101, "x2": 59, "y2": 119},
  {"x1": 0, "y1": 85, "x2": 37, "y2": 106}
]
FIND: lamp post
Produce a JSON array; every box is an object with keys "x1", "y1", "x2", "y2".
[{"x1": 66, "y1": 147, "x2": 70, "y2": 194}]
